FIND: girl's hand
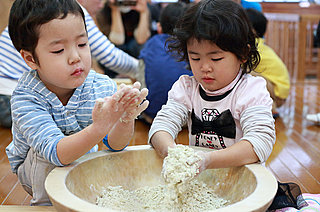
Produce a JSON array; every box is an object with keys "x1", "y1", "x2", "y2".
[{"x1": 187, "y1": 151, "x2": 211, "y2": 174}]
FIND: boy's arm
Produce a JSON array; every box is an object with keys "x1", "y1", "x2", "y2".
[
  {"x1": 57, "y1": 83, "x2": 148, "y2": 165},
  {"x1": 107, "y1": 83, "x2": 149, "y2": 151}
]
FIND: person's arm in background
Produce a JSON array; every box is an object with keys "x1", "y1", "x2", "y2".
[
  {"x1": 108, "y1": 2, "x2": 125, "y2": 45},
  {"x1": 132, "y1": 0, "x2": 150, "y2": 44},
  {"x1": 83, "y1": 7, "x2": 138, "y2": 78}
]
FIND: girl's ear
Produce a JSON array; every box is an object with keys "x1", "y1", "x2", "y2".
[{"x1": 20, "y1": 50, "x2": 38, "y2": 70}]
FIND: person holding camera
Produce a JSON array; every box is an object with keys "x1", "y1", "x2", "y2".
[
  {"x1": 96, "y1": 0, "x2": 151, "y2": 59},
  {"x1": 96, "y1": 0, "x2": 151, "y2": 77}
]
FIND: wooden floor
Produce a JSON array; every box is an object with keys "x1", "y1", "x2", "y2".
[{"x1": 0, "y1": 79, "x2": 319, "y2": 206}]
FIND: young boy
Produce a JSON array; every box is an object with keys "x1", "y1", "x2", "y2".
[{"x1": 5, "y1": 0, "x2": 148, "y2": 206}]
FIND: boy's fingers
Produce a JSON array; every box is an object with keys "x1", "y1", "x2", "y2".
[
  {"x1": 120, "y1": 100, "x2": 149, "y2": 123},
  {"x1": 112, "y1": 85, "x2": 131, "y2": 101},
  {"x1": 136, "y1": 100, "x2": 149, "y2": 114},
  {"x1": 132, "y1": 81, "x2": 141, "y2": 89}
]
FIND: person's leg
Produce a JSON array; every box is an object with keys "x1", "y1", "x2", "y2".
[
  {"x1": 17, "y1": 148, "x2": 56, "y2": 206},
  {"x1": 0, "y1": 95, "x2": 12, "y2": 128}
]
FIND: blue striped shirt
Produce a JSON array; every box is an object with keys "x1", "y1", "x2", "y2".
[
  {"x1": 6, "y1": 70, "x2": 117, "y2": 173},
  {"x1": 0, "y1": 6, "x2": 138, "y2": 85}
]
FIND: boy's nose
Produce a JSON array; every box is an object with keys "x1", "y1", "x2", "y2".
[{"x1": 68, "y1": 50, "x2": 81, "y2": 64}]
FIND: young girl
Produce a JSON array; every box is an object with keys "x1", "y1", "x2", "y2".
[{"x1": 148, "y1": 0, "x2": 275, "y2": 172}]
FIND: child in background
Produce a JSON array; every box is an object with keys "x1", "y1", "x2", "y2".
[
  {"x1": 245, "y1": 8, "x2": 290, "y2": 118},
  {"x1": 6, "y1": 0, "x2": 148, "y2": 206},
  {"x1": 137, "y1": 2, "x2": 193, "y2": 124},
  {"x1": 149, "y1": 0, "x2": 275, "y2": 172}
]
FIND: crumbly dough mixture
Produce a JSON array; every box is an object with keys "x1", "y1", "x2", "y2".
[
  {"x1": 162, "y1": 145, "x2": 202, "y2": 185},
  {"x1": 96, "y1": 145, "x2": 228, "y2": 211}
]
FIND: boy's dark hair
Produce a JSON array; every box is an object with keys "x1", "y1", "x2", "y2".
[
  {"x1": 167, "y1": 0, "x2": 260, "y2": 73},
  {"x1": 159, "y1": 2, "x2": 187, "y2": 35},
  {"x1": 245, "y1": 8, "x2": 268, "y2": 38},
  {"x1": 9, "y1": 0, "x2": 85, "y2": 64}
]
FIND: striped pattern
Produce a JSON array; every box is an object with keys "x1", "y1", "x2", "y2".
[{"x1": 6, "y1": 70, "x2": 117, "y2": 173}]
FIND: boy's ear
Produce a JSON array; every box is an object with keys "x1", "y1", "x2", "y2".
[{"x1": 20, "y1": 49, "x2": 38, "y2": 70}]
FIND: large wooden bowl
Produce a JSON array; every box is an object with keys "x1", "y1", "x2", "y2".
[{"x1": 45, "y1": 145, "x2": 277, "y2": 212}]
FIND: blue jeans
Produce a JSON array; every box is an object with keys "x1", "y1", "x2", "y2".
[{"x1": 0, "y1": 95, "x2": 12, "y2": 128}]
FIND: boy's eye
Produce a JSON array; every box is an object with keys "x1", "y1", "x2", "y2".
[
  {"x1": 79, "y1": 43, "x2": 87, "y2": 47},
  {"x1": 51, "y1": 49, "x2": 64, "y2": 54},
  {"x1": 212, "y1": 58, "x2": 223, "y2": 61}
]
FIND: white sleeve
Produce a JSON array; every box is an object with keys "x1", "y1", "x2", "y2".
[
  {"x1": 148, "y1": 99, "x2": 189, "y2": 143},
  {"x1": 84, "y1": 9, "x2": 138, "y2": 78},
  {"x1": 240, "y1": 105, "x2": 275, "y2": 163}
]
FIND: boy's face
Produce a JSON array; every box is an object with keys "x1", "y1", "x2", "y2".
[
  {"x1": 26, "y1": 14, "x2": 91, "y2": 98},
  {"x1": 187, "y1": 38, "x2": 242, "y2": 92}
]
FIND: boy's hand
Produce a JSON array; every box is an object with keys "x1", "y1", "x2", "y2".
[
  {"x1": 119, "y1": 82, "x2": 149, "y2": 123},
  {"x1": 91, "y1": 82, "x2": 143, "y2": 134}
]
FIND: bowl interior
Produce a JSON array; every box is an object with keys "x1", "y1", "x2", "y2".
[{"x1": 65, "y1": 147, "x2": 257, "y2": 207}]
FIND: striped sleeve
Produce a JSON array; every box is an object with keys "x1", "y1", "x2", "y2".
[{"x1": 240, "y1": 105, "x2": 275, "y2": 163}]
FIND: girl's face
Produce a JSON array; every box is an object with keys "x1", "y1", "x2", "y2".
[
  {"x1": 28, "y1": 14, "x2": 91, "y2": 101},
  {"x1": 187, "y1": 38, "x2": 242, "y2": 92}
]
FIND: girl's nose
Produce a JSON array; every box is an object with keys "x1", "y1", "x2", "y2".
[{"x1": 200, "y1": 63, "x2": 213, "y2": 72}]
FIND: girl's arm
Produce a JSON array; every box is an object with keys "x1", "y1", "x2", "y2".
[
  {"x1": 150, "y1": 131, "x2": 176, "y2": 158},
  {"x1": 198, "y1": 105, "x2": 275, "y2": 171},
  {"x1": 200, "y1": 140, "x2": 259, "y2": 171},
  {"x1": 149, "y1": 99, "x2": 189, "y2": 158}
]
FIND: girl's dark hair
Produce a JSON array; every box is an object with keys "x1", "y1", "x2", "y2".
[
  {"x1": 167, "y1": 0, "x2": 260, "y2": 73},
  {"x1": 9, "y1": 0, "x2": 85, "y2": 63}
]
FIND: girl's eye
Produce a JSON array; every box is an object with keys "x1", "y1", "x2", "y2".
[
  {"x1": 190, "y1": 58, "x2": 200, "y2": 61},
  {"x1": 212, "y1": 58, "x2": 223, "y2": 61},
  {"x1": 51, "y1": 49, "x2": 64, "y2": 54},
  {"x1": 79, "y1": 43, "x2": 87, "y2": 47}
]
